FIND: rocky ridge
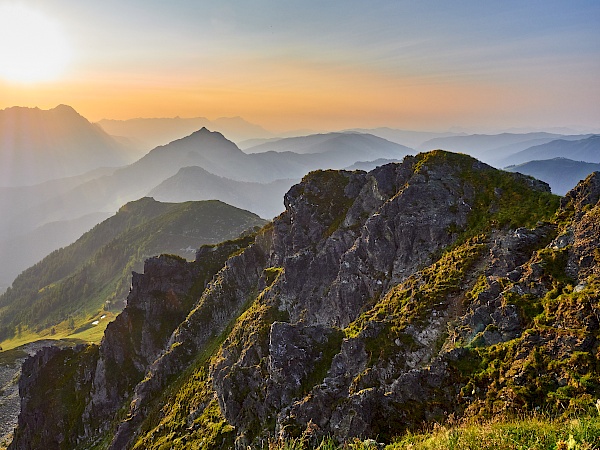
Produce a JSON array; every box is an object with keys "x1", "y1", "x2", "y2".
[{"x1": 9, "y1": 151, "x2": 600, "y2": 449}]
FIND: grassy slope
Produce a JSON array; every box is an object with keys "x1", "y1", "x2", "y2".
[{"x1": 0, "y1": 198, "x2": 265, "y2": 349}]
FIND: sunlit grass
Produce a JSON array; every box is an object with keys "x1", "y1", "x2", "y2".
[
  {"x1": 265, "y1": 416, "x2": 600, "y2": 450},
  {"x1": 0, "y1": 311, "x2": 114, "y2": 351},
  {"x1": 388, "y1": 416, "x2": 600, "y2": 450}
]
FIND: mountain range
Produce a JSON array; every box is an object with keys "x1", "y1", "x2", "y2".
[
  {"x1": 344, "y1": 127, "x2": 462, "y2": 148},
  {"x1": 244, "y1": 132, "x2": 412, "y2": 158},
  {"x1": 0, "y1": 115, "x2": 413, "y2": 294},
  {"x1": 8, "y1": 151, "x2": 600, "y2": 449},
  {"x1": 418, "y1": 132, "x2": 594, "y2": 166},
  {"x1": 498, "y1": 134, "x2": 600, "y2": 167},
  {"x1": 2, "y1": 105, "x2": 598, "y2": 298},
  {"x1": 148, "y1": 166, "x2": 297, "y2": 219}
]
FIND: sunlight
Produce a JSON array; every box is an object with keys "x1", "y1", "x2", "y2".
[{"x1": 0, "y1": 4, "x2": 71, "y2": 83}]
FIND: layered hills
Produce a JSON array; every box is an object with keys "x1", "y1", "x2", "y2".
[
  {"x1": 10, "y1": 151, "x2": 600, "y2": 449},
  {"x1": 0, "y1": 198, "x2": 266, "y2": 347},
  {"x1": 0, "y1": 126, "x2": 412, "y2": 290},
  {"x1": 0, "y1": 105, "x2": 133, "y2": 186},
  {"x1": 499, "y1": 134, "x2": 600, "y2": 167},
  {"x1": 419, "y1": 132, "x2": 594, "y2": 166},
  {"x1": 244, "y1": 132, "x2": 411, "y2": 158},
  {"x1": 506, "y1": 158, "x2": 600, "y2": 195}
]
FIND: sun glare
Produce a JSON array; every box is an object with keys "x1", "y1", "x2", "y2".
[{"x1": 0, "y1": 5, "x2": 71, "y2": 83}]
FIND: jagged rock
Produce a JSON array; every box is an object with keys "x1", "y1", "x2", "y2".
[
  {"x1": 10, "y1": 238, "x2": 253, "y2": 449},
  {"x1": 560, "y1": 171, "x2": 600, "y2": 213},
  {"x1": 11, "y1": 152, "x2": 600, "y2": 450}
]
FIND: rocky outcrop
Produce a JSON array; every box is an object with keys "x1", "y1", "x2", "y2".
[
  {"x1": 10, "y1": 237, "x2": 254, "y2": 450},
  {"x1": 11, "y1": 153, "x2": 599, "y2": 450},
  {"x1": 208, "y1": 153, "x2": 559, "y2": 445},
  {"x1": 109, "y1": 234, "x2": 271, "y2": 449}
]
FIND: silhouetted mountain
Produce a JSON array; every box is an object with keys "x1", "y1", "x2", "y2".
[
  {"x1": 97, "y1": 116, "x2": 274, "y2": 152},
  {"x1": 418, "y1": 132, "x2": 591, "y2": 165},
  {"x1": 0, "y1": 167, "x2": 117, "y2": 220},
  {"x1": 238, "y1": 136, "x2": 283, "y2": 150},
  {"x1": 0, "y1": 129, "x2": 253, "y2": 240},
  {"x1": 505, "y1": 157, "x2": 600, "y2": 195},
  {"x1": 0, "y1": 105, "x2": 133, "y2": 186},
  {"x1": 18, "y1": 128, "x2": 411, "y2": 225},
  {"x1": 499, "y1": 135, "x2": 600, "y2": 167},
  {"x1": 148, "y1": 166, "x2": 297, "y2": 219}
]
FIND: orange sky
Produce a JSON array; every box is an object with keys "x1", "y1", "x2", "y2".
[{"x1": 1, "y1": 1, "x2": 599, "y2": 133}]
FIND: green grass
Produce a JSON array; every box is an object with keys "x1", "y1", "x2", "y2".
[
  {"x1": 388, "y1": 416, "x2": 600, "y2": 449},
  {"x1": 266, "y1": 436, "x2": 380, "y2": 449},
  {"x1": 266, "y1": 416, "x2": 600, "y2": 449},
  {"x1": 0, "y1": 311, "x2": 115, "y2": 351}
]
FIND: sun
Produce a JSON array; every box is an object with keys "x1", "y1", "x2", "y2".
[{"x1": 0, "y1": 5, "x2": 71, "y2": 83}]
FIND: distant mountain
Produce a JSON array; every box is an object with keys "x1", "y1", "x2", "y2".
[
  {"x1": 0, "y1": 167, "x2": 117, "y2": 220},
  {"x1": 0, "y1": 105, "x2": 133, "y2": 186},
  {"x1": 505, "y1": 158, "x2": 600, "y2": 195},
  {"x1": 238, "y1": 136, "x2": 283, "y2": 150},
  {"x1": 345, "y1": 158, "x2": 403, "y2": 171},
  {"x1": 244, "y1": 132, "x2": 412, "y2": 157},
  {"x1": 344, "y1": 127, "x2": 462, "y2": 148},
  {"x1": 97, "y1": 116, "x2": 274, "y2": 152},
  {"x1": 4, "y1": 128, "x2": 411, "y2": 233},
  {"x1": 0, "y1": 197, "x2": 266, "y2": 343},
  {"x1": 148, "y1": 166, "x2": 297, "y2": 219},
  {"x1": 499, "y1": 135, "x2": 600, "y2": 167},
  {"x1": 0, "y1": 128, "x2": 254, "y2": 241},
  {"x1": 417, "y1": 132, "x2": 592, "y2": 165}
]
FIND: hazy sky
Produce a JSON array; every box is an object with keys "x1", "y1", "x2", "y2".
[{"x1": 0, "y1": 0, "x2": 599, "y2": 132}]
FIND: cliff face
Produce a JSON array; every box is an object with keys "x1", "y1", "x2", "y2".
[
  {"x1": 10, "y1": 152, "x2": 600, "y2": 450},
  {"x1": 10, "y1": 236, "x2": 255, "y2": 450}
]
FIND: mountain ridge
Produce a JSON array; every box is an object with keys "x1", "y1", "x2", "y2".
[
  {"x1": 13, "y1": 151, "x2": 600, "y2": 450},
  {"x1": 97, "y1": 116, "x2": 274, "y2": 152},
  {"x1": 0, "y1": 198, "x2": 266, "y2": 345}
]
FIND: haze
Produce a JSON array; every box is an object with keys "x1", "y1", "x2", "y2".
[{"x1": 0, "y1": 0, "x2": 599, "y2": 132}]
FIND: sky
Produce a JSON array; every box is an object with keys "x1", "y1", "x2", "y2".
[{"x1": 0, "y1": 0, "x2": 599, "y2": 132}]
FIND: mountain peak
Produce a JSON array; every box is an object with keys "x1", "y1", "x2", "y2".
[
  {"x1": 190, "y1": 126, "x2": 226, "y2": 139},
  {"x1": 52, "y1": 104, "x2": 78, "y2": 114}
]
